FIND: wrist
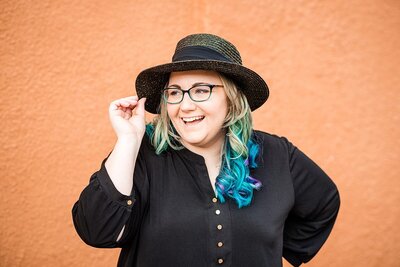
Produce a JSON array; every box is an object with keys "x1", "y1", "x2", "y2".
[{"x1": 116, "y1": 135, "x2": 142, "y2": 146}]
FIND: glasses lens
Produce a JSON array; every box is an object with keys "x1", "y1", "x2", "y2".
[
  {"x1": 190, "y1": 85, "x2": 211, "y2": 101},
  {"x1": 164, "y1": 88, "x2": 183, "y2": 103}
]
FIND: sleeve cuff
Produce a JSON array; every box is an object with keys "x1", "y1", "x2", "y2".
[
  {"x1": 283, "y1": 250, "x2": 303, "y2": 267},
  {"x1": 96, "y1": 157, "x2": 136, "y2": 207}
]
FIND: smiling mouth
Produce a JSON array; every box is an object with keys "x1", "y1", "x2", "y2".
[{"x1": 181, "y1": 116, "x2": 205, "y2": 124}]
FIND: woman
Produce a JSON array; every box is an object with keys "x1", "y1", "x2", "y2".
[{"x1": 72, "y1": 33, "x2": 340, "y2": 267}]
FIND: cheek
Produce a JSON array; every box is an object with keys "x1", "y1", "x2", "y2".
[
  {"x1": 208, "y1": 102, "x2": 228, "y2": 124},
  {"x1": 218, "y1": 98, "x2": 229, "y2": 119},
  {"x1": 166, "y1": 105, "x2": 177, "y2": 119},
  {"x1": 219, "y1": 107, "x2": 228, "y2": 124}
]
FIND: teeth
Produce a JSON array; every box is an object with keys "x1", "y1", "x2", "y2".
[{"x1": 182, "y1": 116, "x2": 204, "y2": 122}]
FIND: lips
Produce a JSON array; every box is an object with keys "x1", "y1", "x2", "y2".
[{"x1": 181, "y1": 116, "x2": 205, "y2": 124}]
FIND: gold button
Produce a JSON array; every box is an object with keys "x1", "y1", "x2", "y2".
[
  {"x1": 217, "y1": 224, "x2": 223, "y2": 230},
  {"x1": 212, "y1": 197, "x2": 218, "y2": 203},
  {"x1": 217, "y1": 242, "x2": 223, "y2": 247},
  {"x1": 127, "y1": 200, "x2": 133, "y2": 205},
  {"x1": 218, "y1": 258, "x2": 224, "y2": 264},
  {"x1": 215, "y1": 209, "x2": 221, "y2": 215}
]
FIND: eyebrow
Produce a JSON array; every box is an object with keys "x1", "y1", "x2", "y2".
[{"x1": 166, "y1": 82, "x2": 210, "y2": 88}]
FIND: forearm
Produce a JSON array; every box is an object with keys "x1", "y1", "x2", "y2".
[{"x1": 105, "y1": 136, "x2": 141, "y2": 196}]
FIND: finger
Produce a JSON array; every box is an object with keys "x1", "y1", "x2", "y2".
[
  {"x1": 135, "y1": 98, "x2": 146, "y2": 117},
  {"x1": 109, "y1": 97, "x2": 138, "y2": 111},
  {"x1": 120, "y1": 100, "x2": 136, "y2": 107},
  {"x1": 117, "y1": 96, "x2": 138, "y2": 101},
  {"x1": 112, "y1": 96, "x2": 138, "y2": 104},
  {"x1": 115, "y1": 100, "x2": 138, "y2": 109},
  {"x1": 123, "y1": 110, "x2": 132, "y2": 119}
]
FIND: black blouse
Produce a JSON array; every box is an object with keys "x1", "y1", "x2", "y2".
[{"x1": 72, "y1": 131, "x2": 340, "y2": 267}]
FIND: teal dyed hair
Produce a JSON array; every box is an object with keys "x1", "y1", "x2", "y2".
[{"x1": 146, "y1": 73, "x2": 262, "y2": 208}]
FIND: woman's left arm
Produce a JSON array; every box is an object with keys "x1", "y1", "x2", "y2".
[{"x1": 282, "y1": 139, "x2": 340, "y2": 267}]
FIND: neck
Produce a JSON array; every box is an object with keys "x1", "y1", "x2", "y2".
[
  {"x1": 182, "y1": 135, "x2": 225, "y2": 162},
  {"x1": 182, "y1": 135, "x2": 225, "y2": 196}
]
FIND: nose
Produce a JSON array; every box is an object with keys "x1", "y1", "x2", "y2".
[{"x1": 179, "y1": 92, "x2": 196, "y2": 111}]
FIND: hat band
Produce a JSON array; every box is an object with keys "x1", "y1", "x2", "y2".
[{"x1": 172, "y1": 46, "x2": 233, "y2": 63}]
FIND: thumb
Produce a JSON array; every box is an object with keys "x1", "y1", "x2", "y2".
[{"x1": 135, "y1": 97, "x2": 146, "y2": 117}]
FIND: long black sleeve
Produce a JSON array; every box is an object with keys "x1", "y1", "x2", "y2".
[
  {"x1": 72, "y1": 144, "x2": 149, "y2": 248},
  {"x1": 282, "y1": 139, "x2": 340, "y2": 266}
]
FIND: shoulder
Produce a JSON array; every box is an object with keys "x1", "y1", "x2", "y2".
[
  {"x1": 253, "y1": 130, "x2": 295, "y2": 154},
  {"x1": 140, "y1": 130, "x2": 173, "y2": 160},
  {"x1": 137, "y1": 132, "x2": 161, "y2": 160}
]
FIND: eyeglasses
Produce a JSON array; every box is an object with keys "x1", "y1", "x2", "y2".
[{"x1": 162, "y1": 83, "x2": 224, "y2": 104}]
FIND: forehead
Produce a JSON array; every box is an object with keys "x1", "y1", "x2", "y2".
[{"x1": 168, "y1": 70, "x2": 221, "y2": 85}]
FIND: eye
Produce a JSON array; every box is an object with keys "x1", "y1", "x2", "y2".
[
  {"x1": 166, "y1": 88, "x2": 182, "y2": 96},
  {"x1": 193, "y1": 86, "x2": 211, "y2": 94}
]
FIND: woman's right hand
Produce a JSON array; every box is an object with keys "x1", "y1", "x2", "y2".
[{"x1": 108, "y1": 96, "x2": 147, "y2": 141}]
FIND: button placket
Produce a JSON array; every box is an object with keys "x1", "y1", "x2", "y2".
[
  {"x1": 211, "y1": 197, "x2": 228, "y2": 265},
  {"x1": 196, "y1": 161, "x2": 230, "y2": 265},
  {"x1": 213, "y1": 198, "x2": 223, "y2": 236}
]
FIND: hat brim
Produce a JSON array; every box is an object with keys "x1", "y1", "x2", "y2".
[{"x1": 135, "y1": 60, "x2": 269, "y2": 114}]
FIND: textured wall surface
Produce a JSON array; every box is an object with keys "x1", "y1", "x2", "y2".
[{"x1": 1, "y1": 0, "x2": 399, "y2": 266}]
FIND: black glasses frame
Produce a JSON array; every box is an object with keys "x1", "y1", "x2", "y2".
[{"x1": 162, "y1": 84, "x2": 224, "y2": 104}]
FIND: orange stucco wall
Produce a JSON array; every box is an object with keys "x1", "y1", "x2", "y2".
[{"x1": 1, "y1": 0, "x2": 399, "y2": 266}]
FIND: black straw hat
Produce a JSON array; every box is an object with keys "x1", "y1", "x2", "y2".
[{"x1": 135, "y1": 33, "x2": 269, "y2": 114}]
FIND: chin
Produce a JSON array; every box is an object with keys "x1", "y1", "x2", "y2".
[{"x1": 180, "y1": 134, "x2": 207, "y2": 146}]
